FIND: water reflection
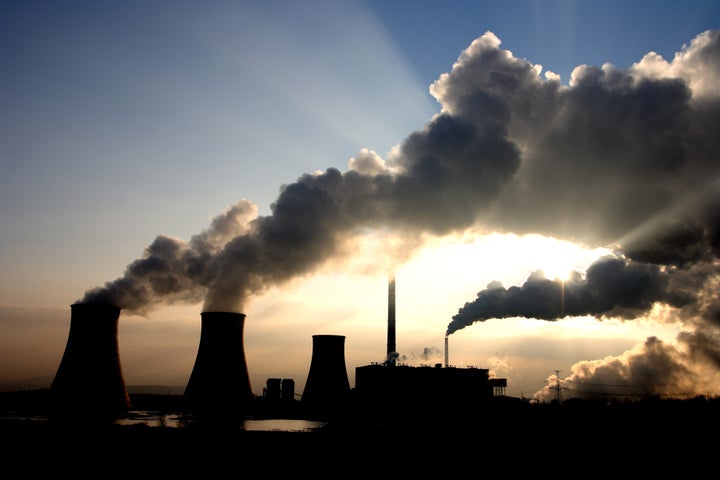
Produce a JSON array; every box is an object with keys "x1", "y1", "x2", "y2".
[
  {"x1": 113, "y1": 410, "x2": 186, "y2": 429},
  {"x1": 113, "y1": 410, "x2": 327, "y2": 432},
  {"x1": 241, "y1": 418, "x2": 326, "y2": 432}
]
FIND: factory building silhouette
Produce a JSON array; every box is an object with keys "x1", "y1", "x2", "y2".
[
  {"x1": 354, "y1": 275, "x2": 507, "y2": 416},
  {"x1": 50, "y1": 277, "x2": 506, "y2": 424}
]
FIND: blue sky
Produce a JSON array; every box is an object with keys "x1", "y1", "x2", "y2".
[
  {"x1": 369, "y1": 0, "x2": 720, "y2": 88},
  {"x1": 1, "y1": 0, "x2": 719, "y2": 400}
]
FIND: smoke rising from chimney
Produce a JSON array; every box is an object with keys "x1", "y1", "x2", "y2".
[
  {"x1": 77, "y1": 30, "x2": 720, "y2": 400},
  {"x1": 447, "y1": 255, "x2": 708, "y2": 336}
]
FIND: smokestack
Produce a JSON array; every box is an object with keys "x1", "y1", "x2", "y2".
[
  {"x1": 445, "y1": 335, "x2": 449, "y2": 368},
  {"x1": 301, "y1": 334, "x2": 351, "y2": 417},
  {"x1": 184, "y1": 311, "x2": 255, "y2": 423},
  {"x1": 50, "y1": 303, "x2": 130, "y2": 422},
  {"x1": 386, "y1": 274, "x2": 396, "y2": 366}
]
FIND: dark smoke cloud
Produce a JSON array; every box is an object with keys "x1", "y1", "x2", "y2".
[
  {"x1": 447, "y1": 254, "x2": 715, "y2": 336},
  {"x1": 81, "y1": 29, "x2": 720, "y2": 398},
  {"x1": 427, "y1": 30, "x2": 720, "y2": 399}
]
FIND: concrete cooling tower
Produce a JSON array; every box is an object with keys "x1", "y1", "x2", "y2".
[
  {"x1": 50, "y1": 303, "x2": 131, "y2": 422},
  {"x1": 301, "y1": 334, "x2": 351, "y2": 417},
  {"x1": 184, "y1": 311, "x2": 255, "y2": 423}
]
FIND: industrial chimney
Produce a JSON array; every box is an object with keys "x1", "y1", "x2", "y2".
[
  {"x1": 301, "y1": 334, "x2": 351, "y2": 418},
  {"x1": 386, "y1": 274, "x2": 397, "y2": 366},
  {"x1": 50, "y1": 303, "x2": 131, "y2": 422},
  {"x1": 184, "y1": 311, "x2": 255, "y2": 424},
  {"x1": 445, "y1": 335, "x2": 449, "y2": 368}
]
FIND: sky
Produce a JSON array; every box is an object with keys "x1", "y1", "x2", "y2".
[{"x1": 2, "y1": 0, "x2": 720, "y2": 403}]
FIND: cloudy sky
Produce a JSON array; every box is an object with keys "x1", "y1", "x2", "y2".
[{"x1": 2, "y1": 0, "x2": 720, "y2": 402}]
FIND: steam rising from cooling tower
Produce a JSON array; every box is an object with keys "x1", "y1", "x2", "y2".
[
  {"x1": 184, "y1": 311, "x2": 255, "y2": 423},
  {"x1": 75, "y1": 30, "x2": 720, "y2": 400},
  {"x1": 75, "y1": 30, "x2": 720, "y2": 323},
  {"x1": 50, "y1": 303, "x2": 130, "y2": 422}
]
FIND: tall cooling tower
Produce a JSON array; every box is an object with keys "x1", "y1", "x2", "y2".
[
  {"x1": 301, "y1": 334, "x2": 351, "y2": 417},
  {"x1": 184, "y1": 311, "x2": 255, "y2": 422},
  {"x1": 50, "y1": 303, "x2": 131, "y2": 422}
]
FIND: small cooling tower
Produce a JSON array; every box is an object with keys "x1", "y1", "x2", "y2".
[
  {"x1": 50, "y1": 303, "x2": 131, "y2": 421},
  {"x1": 301, "y1": 334, "x2": 351, "y2": 416},
  {"x1": 184, "y1": 311, "x2": 255, "y2": 422}
]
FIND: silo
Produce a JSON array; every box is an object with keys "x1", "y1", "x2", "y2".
[
  {"x1": 280, "y1": 378, "x2": 295, "y2": 402},
  {"x1": 50, "y1": 302, "x2": 131, "y2": 422},
  {"x1": 301, "y1": 334, "x2": 351, "y2": 417},
  {"x1": 184, "y1": 311, "x2": 255, "y2": 424}
]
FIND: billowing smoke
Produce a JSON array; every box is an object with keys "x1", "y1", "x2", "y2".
[
  {"x1": 447, "y1": 254, "x2": 716, "y2": 335},
  {"x1": 437, "y1": 29, "x2": 720, "y2": 400},
  {"x1": 81, "y1": 29, "x2": 720, "y2": 399}
]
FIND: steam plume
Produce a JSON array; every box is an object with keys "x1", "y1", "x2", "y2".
[{"x1": 80, "y1": 29, "x2": 720, "y2": 399}]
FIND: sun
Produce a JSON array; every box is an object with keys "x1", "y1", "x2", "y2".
[
  {"x1": 517, "y1": 234, "x2": 607, "y2": 283},
  {"x1": 535, "y1": 255, "x2": 576, "y2": 282},
  {"x1": 397, "y1": 232, "x2": 609, "y2": 318}
]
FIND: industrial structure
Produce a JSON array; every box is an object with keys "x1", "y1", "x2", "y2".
[
  {"x1": 355, "y1": 363, "x2": 505, "y2": 409},
  {"x1": 50, "y1": 302, "x2": 131, "y2": 422},
  {"x1": 353, "y1": 275, "x2": 507, "y2": 414},
  {"x1": 183, "y1": 311, "x2": 255, "y2": 424},
  {"x1": 301, "y1": 334, "x2": 351, "y2": 417},
  {"x1": 49, "y1": 275, "x2": 506, "y2": 424},
  {"x1": 386, "y1": 274, "x2": 397, "y2": 366},
  {"x1": 264, "y1": 378, "x2": 296, "y2": 402}
]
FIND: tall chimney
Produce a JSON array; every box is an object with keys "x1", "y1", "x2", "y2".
[
  {"x1": 184, "y1": 311, "x2": 255, "y2": 423},
  {"x1": 301, "y1": 334, "x2": 351, "y2": 417},
  {"x1": 386, "y1": 274, "x2": 396, "y2": 366},
  {"x1": 445, "y1": 335, "x2": 449, "y2": 368},
  {"x1": 50, "y1": 303, "x2": 130, "y2": 422}
]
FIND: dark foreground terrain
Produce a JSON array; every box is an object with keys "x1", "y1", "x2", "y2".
[{"x1": 1, "y1": 390, "x2": 718, "y2": 473}]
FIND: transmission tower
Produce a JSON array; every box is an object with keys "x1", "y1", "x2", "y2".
[{"x1": 552, "y1": 369, "x2": 563, "y2": 403}]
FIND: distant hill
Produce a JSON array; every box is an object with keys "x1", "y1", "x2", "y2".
[{"x1": 126, "y1": 385, "x2": 185, "y2": 395}]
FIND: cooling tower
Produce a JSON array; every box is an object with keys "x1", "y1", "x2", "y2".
[
  {"x1": 50, "y1": 303, "x2": 131, "y2": 422},
  {"x1": 184, "y1": 311, "x2": 255, "y2": 423},
  {"x1": 301, "y1": 334, "x2": 351, "y2": 417}
]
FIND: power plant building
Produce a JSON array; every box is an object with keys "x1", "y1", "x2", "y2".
[
  {"x1": 355, "y1": 363, "x2": 506, "y2": 411},
  {"x1": 354, "y1": 275, "x2": 508, "y2": 413}
]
